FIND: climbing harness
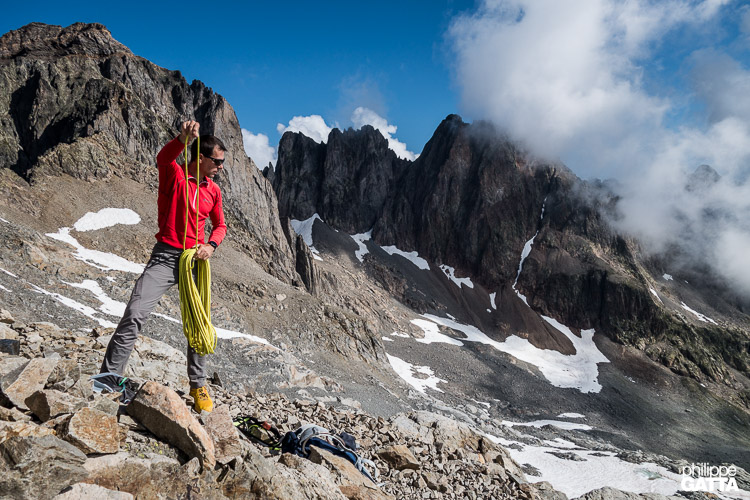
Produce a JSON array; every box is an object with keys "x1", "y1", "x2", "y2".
[{"x1": 178, "y1": 135, "x2": 217, "y2": 356}]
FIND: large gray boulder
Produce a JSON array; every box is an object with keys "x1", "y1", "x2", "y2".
[
  {"x1": 126, "y1": 381, "x2": 215, "y2": 468},
  {"x1": 0, "y1": 435, "x2": 88, "y2": 500}
]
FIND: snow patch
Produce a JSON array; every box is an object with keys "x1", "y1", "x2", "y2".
[
  {"x1": 485, "y1": 433, "x2": 692, "y2": 499},
  {"x1": 502, "y1": 419, "x2": 592, "y2": 431},
  {"x1": 291, "y1": 214, "x2": 322, "y2": 257},
  {"x1": 391, "y1": 331, "x2": 410, "y2": 338},
  {"x1": 46, "y1": 228, "x2": 145, "y2": 274},
  {"x1": 421, "y1": 314, "x2": 609, "y2": 393},
  {"x1": 151, "y1": 312, "x2": 272, "y2": 346},
  {"x1": 0, "y1": 267, "x2": 18, "y2": 278},
  {"x1": 0, "y1": 216, "x2": 9, "y2": 223},
  {"x1": 351, "y1": 230, "x2": 372, "y2": 262},
  {"x1": 680, "y1": 302, "x2": 718, "y2": 325},
  {"x1": 649, "y1": 287, "x2": 663, "y2": 303},
  {"x1": 513, "y1": 233, "x2": 538, "y2": 305},
  {"x1": 382, "y1": 336, "x2": 394, "y2": 342},
  {"x1": 439, "y1": 264, "x2": 474, "y2": 289},
  {"x1": 663, "y1": 274, "x2": 673, "y2": 281},
  {"x1": 0, "y1": 283, "x2": 10, "y2": 292},
  {"x1": 63, "y1": 280, "x2": 126, "y2": 317},
  {"x1": 557, "y1": 413, "x2": 586, "y2": 419},
  {"x1": 30, "y1": 283, "x2": 117, "y2": 328},
  {"x1": 386, "y1": 354, "x2": 445, "y2": 393},
  {"x1": 381, "y1": 245, "x2": 430, "y2": 270},
  {"x1": 215, "y1": 326, "x2": 271, "y2": 345},
  {"x1": 73, "y1": 208, "x2": 141, "y2": 232},
  {"x1": 411, "y1": 318, "x2": 464, "y2": 346},
  {"x1": 489, "y1": 292, "x2": 497, "y2": 310}
]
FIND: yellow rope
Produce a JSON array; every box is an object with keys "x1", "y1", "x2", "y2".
[{"x1": 178, "y1": 134, "x2": 217, "y2": 356}]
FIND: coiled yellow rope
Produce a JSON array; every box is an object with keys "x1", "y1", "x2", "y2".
[{"x1": 178, "y1": 135, "x2": 217, "y2": 356}]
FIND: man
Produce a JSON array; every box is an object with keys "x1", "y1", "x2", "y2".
[{"x1": 100, "y1": 120, "x2": 227, "y2": 412}]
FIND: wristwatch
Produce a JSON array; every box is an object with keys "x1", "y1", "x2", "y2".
[{"x1": 207, "y1": 241, "x2": 218, "y2": 249}]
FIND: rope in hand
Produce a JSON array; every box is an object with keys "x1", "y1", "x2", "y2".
[{"x1": 178, "y1": 134, "x2": 217, "y2": 356}]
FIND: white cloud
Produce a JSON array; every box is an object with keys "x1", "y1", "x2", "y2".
[
  {"x1": 351, "y1": 107, "x2": 417, "y2": 161},
  {"x1": 241, "y1": 129, "x2": 276, "y2": 170},
  {"x1": 447, "y1": 0, "x2": 731, "y2": 177},
  {"x1": 690, "y1": 49, "x2": 750, "y2": 124},
  {"x1": 276, "y1": 115, "x2": 333, "y2": 144},
  {"x1": 448, "y1": 0, "x2": 750, "y2": 298}
]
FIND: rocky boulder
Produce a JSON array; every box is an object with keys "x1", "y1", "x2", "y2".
[
  {"x1": 126, "y1": 381, "x2": 215, "y2": 468},
  {"x1": 0, "y1": 435, "x2": 88, "y2": 500},
  {"x1": 61, "y1": 407, "x2": 119, "y2": 454},
  {"x1": 0, "y1": 357, "x2": 58, "y2": 410}
]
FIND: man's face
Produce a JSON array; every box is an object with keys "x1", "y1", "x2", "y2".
[{"x1": 199, "y1": 146, "x2": 225, "y2": 178}]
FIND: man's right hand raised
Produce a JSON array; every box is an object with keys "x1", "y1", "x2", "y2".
[{"x1": 178, "y1": 120, "x2": 200, "y2": 144}]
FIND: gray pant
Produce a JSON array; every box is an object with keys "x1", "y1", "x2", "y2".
[{"x1": 100, "y1": 242, "x2": 207, "y2": 389}]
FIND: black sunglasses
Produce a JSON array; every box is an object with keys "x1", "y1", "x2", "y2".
[{"x1": 204, "y1": 155, "x2": 225, "y2": 166}]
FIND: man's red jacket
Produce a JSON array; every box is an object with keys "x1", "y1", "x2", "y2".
[{"x1": 154, "y1": 138, "x2": 227, "y2": 250}]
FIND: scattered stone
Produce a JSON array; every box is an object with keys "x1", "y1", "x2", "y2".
[
  {"x1": 0, "y1": 406, "x2": 31, "y2": 422},
  {"x1": 201, "y1": 405, "x2": 242, "y2": 465},
  {"x1": 0, "y1": 358, "x2": 59, "y2": 410},
  {"x1": 532, "y1": 481, "x2": 569, "y2": 500},
  {"x1": 376, "y1": 444, "x2": 420, "y2": 471},
  {"x1": 87, "y1": 393, "x2": 121, "y2": 416},
  {"x1": 53, "y1": 482, "x2": 134, "y2": 499},
  {"x1": 572, "y1": 487, "x2": 679, "y2": 500},
  {"x1": 0, "y1": 309, "x2": 14, "y2": 324},
  {"x1": 25, "y1": 389, "x2": 87, "y2": 422},
  {"x1": 61, "y1": 407, "x2": 119, "y2": 454},
  {"x1": 0, "y1": 420, "x2": 56, "y2": 443},
  {"x1": 0, "y1": 435, "x2": 88, "y2": 500},
  {"x1": 45, "y1": 359, "x2": 92, "y2": 397},
  {"x1": 126, "y1": 381, "x2": 216, "y2": 469},
  {"x1": 308, "y1": 445, "x2": 389, "y2": 499},
  {"x1": 0, "y1": 339, "x2": 20, "y2": 355}
]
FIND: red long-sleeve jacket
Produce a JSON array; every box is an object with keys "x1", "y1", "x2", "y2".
[{"x1": 154, "y1": 138, "x2": 227, "y2": 249}]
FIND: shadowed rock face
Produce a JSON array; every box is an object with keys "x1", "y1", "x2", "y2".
[
  {"x1": 0, "y1": 22, "x2": 297, "y2": 284},
  {"x1": 273, "y1": 125, "x2": 409, "y2": 234},
  {"x1": 272, "y1": 114, "x2": 750, "y2": 388}
]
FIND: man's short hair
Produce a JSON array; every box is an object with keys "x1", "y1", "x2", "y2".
[{"x1": 191, "y1": 135, "x2": 227, "y2": 163}]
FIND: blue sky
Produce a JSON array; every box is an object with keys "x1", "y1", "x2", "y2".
[
  {"x1": 1, "y1": 1, "x2": 475, "y2": 165},
  {"x1": 4, "y1": 1, "x2": 750, "y2": 294}
]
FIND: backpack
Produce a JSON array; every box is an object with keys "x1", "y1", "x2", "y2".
[
  {"x1": 90, "y1": 372, "x2": 139, "y2": 405},
  {"x1": 281, "y1": 424, "x2": 379, "y2": 483},
  {"x1": 233, "y1": 415, "x2": 283, "y2": 452}
]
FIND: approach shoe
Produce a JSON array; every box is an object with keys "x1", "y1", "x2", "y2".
[{"x1": 189, "y1": 386, "x2": 213, "y2": 413}]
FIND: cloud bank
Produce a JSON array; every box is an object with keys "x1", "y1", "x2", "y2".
[
  {"x1": 351, "y1": 107, "x2": 417, "y2": 161},
  {"x1": 448, "y1": 0, "x2": 750, "y2": 298},
  {"x1": 276, "y1": 115, "x2": 333, "y2": 144},
  {"x1": 241, "y1": 129, "x2": 277, "y2": 169}
]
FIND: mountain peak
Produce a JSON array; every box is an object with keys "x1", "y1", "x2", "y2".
[
  {"x1": 685, "y1": 164, "x2": 721, "y2": 192},
  {"x1": 0, "y1": 22, "x2": 130, "y2": 60}
]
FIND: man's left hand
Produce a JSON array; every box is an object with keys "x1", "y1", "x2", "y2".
[{"x1": 194, "y1": 244, "x2": 215, "y2": 260}]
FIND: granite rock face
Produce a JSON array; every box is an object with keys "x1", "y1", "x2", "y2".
[{"x1": 0, "y1": 22, "x2": 298, "y2": 285}]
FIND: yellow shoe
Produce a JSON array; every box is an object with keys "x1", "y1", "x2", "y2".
[{"x1": 189, "y1": 386, "x2": 213, "y2": 413}]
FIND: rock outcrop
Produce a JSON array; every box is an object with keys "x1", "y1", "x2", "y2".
[{"x1": 0, "y1": 22, "x2": 299, "y2": 286}]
